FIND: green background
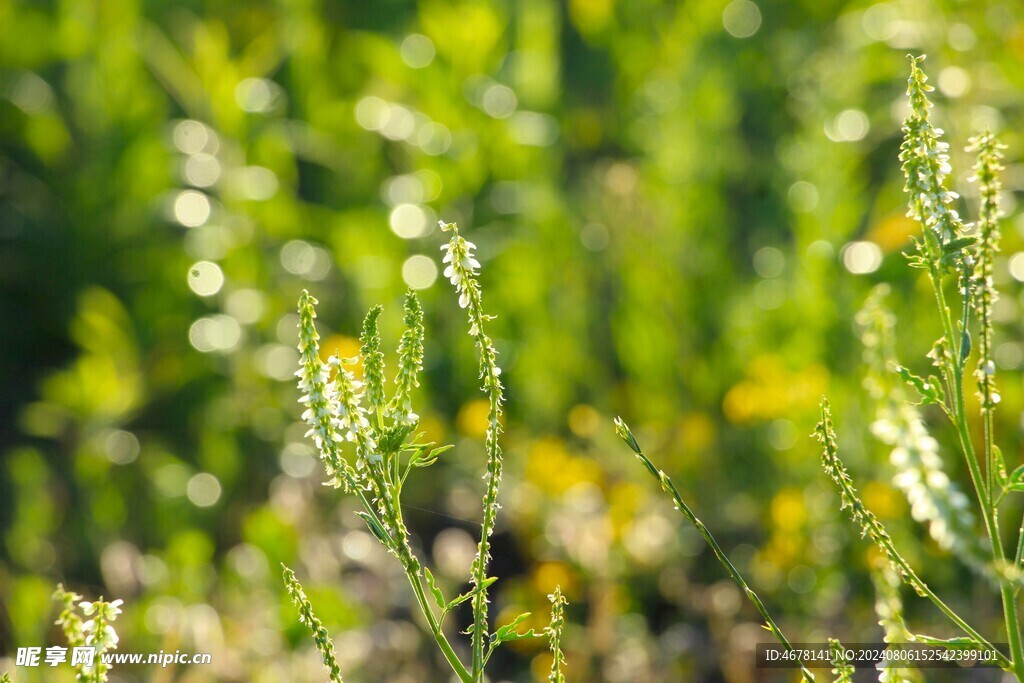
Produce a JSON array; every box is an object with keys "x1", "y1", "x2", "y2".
[{"x1": 2, "y1": 0, "x2": 1023, "y2": 680}]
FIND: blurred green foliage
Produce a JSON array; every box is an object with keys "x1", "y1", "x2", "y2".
[{"x1": 1, "y1": 0, "x2": 1024, "y2": 681}]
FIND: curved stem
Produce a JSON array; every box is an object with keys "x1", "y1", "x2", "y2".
[{"x1": 617, "y1": 423, "x2": 816, "y2": 682}]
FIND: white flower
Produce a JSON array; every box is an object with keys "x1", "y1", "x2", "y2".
[
  {"x1": 105, "y1": 599, "x2": 124, "y2": 619},
  {"x1": 104, "y1": 625, "x2": 119, "y2": 647}
]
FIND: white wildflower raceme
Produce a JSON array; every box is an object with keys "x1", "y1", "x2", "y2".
[
  {"x1": 900, "y1": 55, "x2": 965, "y2": 252},
  {"x1": 858, "y1": 286, "x2": 985, "y2": 571},
  {"x1": 441, "y1": 222, "x2": 482, "y2": 313},
  {"x1": 82, "y1": 598, "x2": 123, "y2": 649},
  {"x1": 53, "y1": 586, "x2": 124, "y2": 683},
  {"x1": 296, "y1": 291, "x2": 353, "y2": 489},
  {"x1": 440, "y1": 221, "x2": 506, "y2": 676},
  {"x1": 330, "y1": 353, "x2": 379, "y2": 466},
  {"x1": 286, "y1": 226, "x2": 552, "y2": 683},
  {"x1": 295, "y1": 297, "x2": 408, "y2": 578}
]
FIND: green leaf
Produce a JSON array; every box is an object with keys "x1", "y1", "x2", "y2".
[
  {"x1": 492, "y1": 612, "x2": 532, "y2": 643},
  {"x1": 428, "y1": 443, "x2": 454, "y2": 458},
  {"x1": 496, "y1": 628, "x2": 541, "y2": 643},
  {"x1": 913, "y1": 634, "x2": 983, "y2": 650},
  {"x1": 893, "y1": 366, "x2": 943, "y2": 405},
  {"x1": 959, "y1": 329, "x2": 972, "y2": 363},
  {"x1": 994, "y1": 446, "x2": 1009, "y2": 489},
  {"x1": 414, "y1": 443, "x2": 454, "y2": 468},
  {"x1": 1005, "y1": 463, "x2": 1024, "y2": 493},
  {"x1": 423, "y1": 567, "x2": 446, "y2": 612},
  {"x1": 941, "y1": 236, "x2": 978, "y2": 255},
  {"x1": 444, "y1": 577, "x2": 498, "y2": 614},
  {"x1": 378, "y1": 422, "x2": 416, "y2": 457},
  {"x1": 355, "y1": 512, "x2": 392, "y2": 548}
]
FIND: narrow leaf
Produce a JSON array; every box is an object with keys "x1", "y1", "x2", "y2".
[
  {"x1": 423, "y1": 567, "x2": 446, "y2": 612},
  {"x1": 941, "y1": 236, "x2": 978, "y2": 255},
  {"x1": 994, "y1": 446, "x2": 1009, "y2": 489},
  {"x1": 913, "y1": 634, "x2": 983, "y2": 649},
  {"x1": 356, "y1": 512, "x2": 393, "y2": 548},
  {"x1": 445, "y1": 577, "x2": 498, "y2": 614}
]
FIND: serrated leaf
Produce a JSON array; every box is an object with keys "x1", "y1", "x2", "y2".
[
  {"x1": 497, "y1": 628, "x2": 541, "y2": 643},
  {"x1": 423, "y1": 567, "x2": 445, "y2": 611},
  {"x1": 893, "y1": 365, "x2": 941, "y2": 405},
  {"x1": 444, "y1": 577, "x2": 498, "y2": 615},
  {"x1": 492, "y1": 612, "x2": 531, "y2": 643}
]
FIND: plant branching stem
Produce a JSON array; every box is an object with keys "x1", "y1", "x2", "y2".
[
  {"x1": 353, "y1": 485, "x2": 472, "y2": 683},
  {"x1": 407, "y1": 570, "x2": 472, "y2": 683},
  {"x1": 930, "y1": 269, "x2": 1023, "y2": 678}
]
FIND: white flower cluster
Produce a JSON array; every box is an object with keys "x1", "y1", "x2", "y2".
[
  {"x1": 295, "y1": 291, "x2": 377, "y2": 488},
  {"x1": 858, "y1": 286, "x2": 985, "y2": 573},
  {"x1": 904, "y1": 133, "x2": 961, "y2": 228},
  {"x1": 872, "y1": 411, "x2": 974, "y2": 553},
  {"x1": 900, "y1": 56, "x2": 965, "y2": 248},
  {"x1": 296, "y1": 359, "x2": 341, "y2": 452},
  {"x1": 440, "y1": 221, "x2": 481, "y2": 313},
  {"x1": 329, "y1": 354, "x2": 380, "y2": 466},
  {"x1": 81, "y1": 599, "x2": 123, "y2": 650}
]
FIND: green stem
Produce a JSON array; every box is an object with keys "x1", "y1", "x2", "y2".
[
  {"x1": 1015, "y1": 514, "x2": 1024, "y2": 569},
  {"x1": 931, "y1": 270, "x2": 1024, "y2": 678},
  {"x1": 952, "y1": 373, "x2": 1024, "y2": 677},
  {"x1": 441, "y1": 225, "x2": 505, "y2": 682},
  {"x1": 620, "y1": 429, "x2": 816, "y2": 682},
  {"x1": 407, "y1": 571, "x2": 473, "y2": 683},
  {"x1": 355, "y1": 482, "x2": 472, "y2": 683},
  {"x1": 470, "y1": 383, "x2": 501, "y2": 681}
]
